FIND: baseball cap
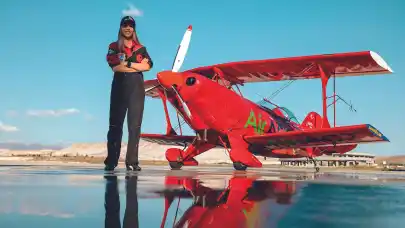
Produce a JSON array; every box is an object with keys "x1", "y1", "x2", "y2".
[{"x1": 120, "y1": 16, "x2": 135, "y2": 27}]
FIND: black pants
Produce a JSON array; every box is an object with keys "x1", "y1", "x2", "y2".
[{"x1": 104, "y1": 72, "x2": 145, "y2": 167}]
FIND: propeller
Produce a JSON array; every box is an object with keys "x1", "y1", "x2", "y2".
[
  {"x1": 170, "y1": 25, "x2": 193, "y2": 120},
  {"x1": 166, "y1": 25, "x2": 193, "y2": 119},
  {"x1": 147, "y1": 25, "x2": 193, "y2": 121}
]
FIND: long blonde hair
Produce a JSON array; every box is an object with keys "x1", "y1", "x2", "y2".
[{"x1": 117, "y1": 28, "x2": 141, "y2": 52}]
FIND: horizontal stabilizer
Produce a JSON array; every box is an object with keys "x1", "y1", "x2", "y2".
[
  {"x1": 244, "y1": 124, "x2": 389, "y2": 150},
  {"x1": 140, "y1": 133, "x2": 195, "y2": 147}
]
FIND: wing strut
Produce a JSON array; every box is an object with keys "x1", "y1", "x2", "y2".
[
  {"x1": 319, "y1": 64, "x2": 331, "y2": 128},
  {"x1": 320, "y1": 64, "x2": 358, "y2": 128},
  {"x1": 333, "y1": 73, "x2": 336, "y2": 127},
  {"x1": 176, "y1": 112, "x2": 183, "y2": 135},
  {"x1": 158, "y1": 89, "x2": 177, "y2": 135},
  {"x1": 213, "y1": 66, "x2": 244, "y2": 97}
]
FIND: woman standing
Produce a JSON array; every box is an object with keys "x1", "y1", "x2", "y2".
[{"x1": 104, "y1": 16, "x2": 153, "y2": 171}]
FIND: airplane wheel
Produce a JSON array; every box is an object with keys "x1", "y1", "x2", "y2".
[
  {"x1": 233, "y1": 162, "x2": 247, "y2": 171},
  {"x1": 169, "y1": 161, "x2": 183, "y2": 170}
]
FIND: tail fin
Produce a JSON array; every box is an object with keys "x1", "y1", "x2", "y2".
[
  {"x1": 301, "y1": 112, "x2": 356, "y2": 155},
  {"x1": 301, "y1": 111, "x2": 331, "y2": 129},
  {"x1": 301, "y1": 112, "x2": 323, "y2": 129}
]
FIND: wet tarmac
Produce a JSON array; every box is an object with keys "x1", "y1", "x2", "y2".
[{"x1": 1, "y1": 164, "x2": 405, "y2": 227}]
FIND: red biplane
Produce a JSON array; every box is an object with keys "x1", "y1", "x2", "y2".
[{"x1": 141, "y1": 25, "x2": 393, "y2": 172}]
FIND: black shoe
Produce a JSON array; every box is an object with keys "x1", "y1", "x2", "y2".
[
  {"x1": 104, "y1": 164, "x2": 115, "y2": 171},
  {"x1": 126, "y1": 164, "x2": 141, "y2": 171}
]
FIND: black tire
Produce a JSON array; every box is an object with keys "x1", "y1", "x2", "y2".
[
  {"x1": 169, "y1": 161, "x2": 183, "y2": 170},
  {"x1": 233, "y1": 162, "x2": 247, "y2": 171}
]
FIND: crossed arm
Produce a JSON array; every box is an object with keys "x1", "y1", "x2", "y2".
[
  {"x1": 112, "y1": 59, "x2": 151, "y2": 73},
  {"x1": 106, "y1": 44, "x2": 153, "y2": 73}
]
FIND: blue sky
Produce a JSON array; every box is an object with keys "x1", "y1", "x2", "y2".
[{"x1": 0, "y1": 0, "x2": 404, "y2": 155}]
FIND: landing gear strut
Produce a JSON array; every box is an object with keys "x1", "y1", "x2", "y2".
[
  {"x1": 166, "y1": 137, "x2": 216, "y2": 170},
  {"x1": 309, "y1": 157, "x2": 320, "y2": 173}
]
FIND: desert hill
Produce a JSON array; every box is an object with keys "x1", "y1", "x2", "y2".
[
  {"x1": 53, "y1": 141, "x2": 234, "y2": 164},
  {"x1": 375, "y1": 155, "x2": 405, "y2": 164},
  {"x1": 1, "y1": 140, "x2": 403, "y2": 165},
  {"x1": 0, "y1": 139, "x2": 279, "y2": 164},
  {"x1": 0, "y1": 142, "x2": 63, "y2": 150}
]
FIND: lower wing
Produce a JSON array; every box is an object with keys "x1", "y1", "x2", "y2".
[
  {"x1": 141, "y1": 133, "x2": 195, "y2": 147},
  {"x1": 140, "y1": 133, "x2": 226, "y2": 149},
  {"x1": 244, "y1": 124, "x2": 389, "y2": 149},
  {"x1": 144, "y1": 79, "x2": 160, "y2": 98}
]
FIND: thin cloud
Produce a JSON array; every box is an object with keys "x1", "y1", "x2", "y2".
[
  {"x1": 122, "y1": 3, "x2": 143, "y2": 17},
  {"x1": 5, "y1": 110, "x2": 18, "y2": 117},
  {"x1": 84, "y1": 113, "x2": 94, "y2": 121},
  {"x1": 0, "y1": 121, "x2": 19, "y2": 132},
  {"x1": 26, "y1": 108, "x2": 80, "y2": 117}
]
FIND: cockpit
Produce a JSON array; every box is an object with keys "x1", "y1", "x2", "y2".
[
  {"x1": 257, "y1": 100, "x2": 300, "y2": 131},
  {"x1": 261, "y1": 102, "x2": 299, "y2": 123}
]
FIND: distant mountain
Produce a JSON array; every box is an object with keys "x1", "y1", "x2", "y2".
[{"x1": 0, "y1": 142, "x2": 66, "y2": 150}]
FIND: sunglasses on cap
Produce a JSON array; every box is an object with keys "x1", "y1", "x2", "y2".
[
  {"x1": 120, "y1": 16, "x2": 136, "y2": 28},
  {"x1": 121, "y1": 22, "x2": 135, "y2": 28}
]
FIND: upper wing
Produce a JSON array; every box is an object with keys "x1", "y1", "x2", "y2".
[
  {"x1": 184, "y1": 51, "x2": 393, "y2": 84},
  {"x1": 244, "y1": 124, "x2": 389, "y2": 150}
]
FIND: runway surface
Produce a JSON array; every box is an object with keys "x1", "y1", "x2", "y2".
[{"x1": 1, "y1": 164, "x2": 405, "y2": 227}]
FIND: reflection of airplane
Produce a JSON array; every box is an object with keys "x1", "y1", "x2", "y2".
[
  {"x1": 156, "y1": 174, "x2": 306, "y2": 227},
  {"x1": 104, "y1": 175, "x2": 139, "y2": 228},
  {"x1": 141, "y1": 25, "x2": 392, "y2": 172}
]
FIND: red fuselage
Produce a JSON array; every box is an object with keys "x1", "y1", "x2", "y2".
[
  {"x1": 158, "y1": 71, "x2": 292, "y2": 137},
  {"x1": 157, "y1": 71, "x2": 311, "y2": 158}
]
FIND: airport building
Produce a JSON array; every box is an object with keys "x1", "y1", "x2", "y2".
[{"x1": 279, "y1": 152, "x2": 376, "y2": 167}]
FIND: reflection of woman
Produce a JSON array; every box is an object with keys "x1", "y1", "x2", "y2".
[
  {"x1": 123, "y1": 176, "x2": 139, "y2": 227},
  {"x1": 104, "y1": 175, "x2": 121, "y2": 228},
  {"x1": 104, "y1": 15, "x2": 153, "y2": 171},
  {"x1": 104, "y1": 175, "x2": 139, "y2": 228}
]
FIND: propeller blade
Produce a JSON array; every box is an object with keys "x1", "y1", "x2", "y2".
[
  {"x1": 146, "y1": 26, "x2": 194, "y2": 130},
  {"x1": 172, "y1": 85, "x2": 192, "y2": 119},
  {"x1": 145, "y1": 84, "x2": 161, "y2": 93},
  {"x1": 171, "y1": 25, "x2": 192, "y2": 72}
]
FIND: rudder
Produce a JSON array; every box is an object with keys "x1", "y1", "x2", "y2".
[{"x1": 301, "y1": 112, "x2": 324, "y2": 129}]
